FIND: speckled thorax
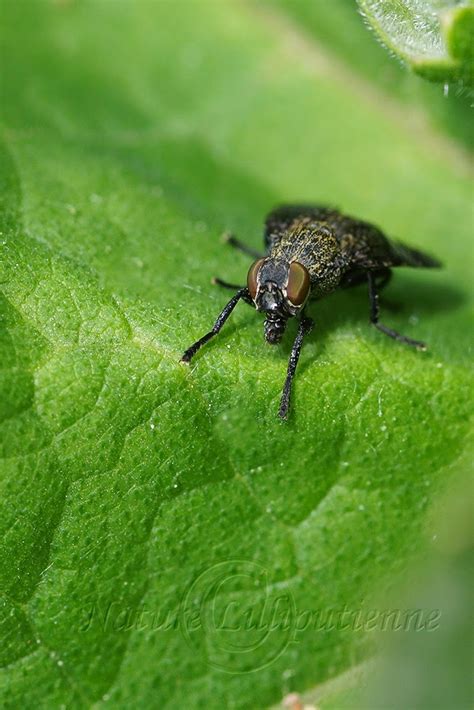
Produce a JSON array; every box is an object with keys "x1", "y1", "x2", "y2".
[{"x1": 270, "y1": 219, "x2": 348, "y2": 298}]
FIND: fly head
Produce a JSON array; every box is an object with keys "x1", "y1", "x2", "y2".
[{"x1": 247, "y1": 257, "x2": 311, "y2": 344}]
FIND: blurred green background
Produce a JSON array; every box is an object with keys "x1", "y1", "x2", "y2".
[{"x1": 1, "y1": 1, "x2": 472, "y2": 708}]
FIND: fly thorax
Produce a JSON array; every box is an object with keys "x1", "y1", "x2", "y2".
[{"x1": 307, "y1": 230, "x2": 345, "y2": 295}]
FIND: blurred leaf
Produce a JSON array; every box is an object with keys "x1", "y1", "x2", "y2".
[
  {"x1": 357, "y1": 0, "x2": 474, "y2": 87},
  {"x1": 357, "y1": 468, "x2": 473, "y2": 710},
  {"x1": 272, "y1": 0, "x2": 473, "y2": 147},
  {"x1": 0, "y1": 1, "x2": 472, "y2": 708},
  {"x1": 274, "y1": 459, "x2": 474, "y2": 709}
]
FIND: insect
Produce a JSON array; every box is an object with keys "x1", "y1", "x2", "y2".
[{"x1": 181, "y1": 205, "x2": 441, "y2": 419}]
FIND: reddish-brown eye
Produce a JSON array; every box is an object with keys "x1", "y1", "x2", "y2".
[
  {"x1": 247, "y1": 258, "x2": 265, "y2": 300},
  {"x1": 287, "y1": 261, "x2": 310, "y2": 306}
]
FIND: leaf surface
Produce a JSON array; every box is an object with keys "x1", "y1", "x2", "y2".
[{"x1": 0, "y1": 1, "x2": 472, "y2": 708}]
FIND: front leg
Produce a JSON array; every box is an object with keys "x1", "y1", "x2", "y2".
[
  {"x1": 212, "y1": 277, "x2": 254, "y2": 304},
  {"x1": 279, "y1": 315, "x2": 314, "y2": 419},
  {"x1": 181, "y1": 287, "x2": 250, "y2": 363},
  {"x1": 367, "y1": 272, "x2": 426, "y2": 351},
  {"x1": 222, "y1": 231, "x2": 264, "y2": 259}
]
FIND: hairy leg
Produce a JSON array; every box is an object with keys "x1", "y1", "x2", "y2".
[
  {"x1": 222, "y1": 231, "x2": 264, "y2": 259},
  {"x1": 368, "y1": 272, "x2": 426, "y2": 351},
  {"x1": 212, "y1": 277, "x2": 254, "y2": 304},
  {"x1": 279, "y1": 316, "x2": 314, "y2": 419},
  {"x1": 181, "y1": 287, "x2": 250, "y2": 363}
]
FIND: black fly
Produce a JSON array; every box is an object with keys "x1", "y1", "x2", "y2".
[{"x1": 181, "y1": 205, "x2": 441, "y2": 419}]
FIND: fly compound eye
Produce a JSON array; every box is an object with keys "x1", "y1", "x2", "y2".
[
  {"x1": 247, "y1": 258, "x2": 265, "y2": 300},
  {"x1": 287, "y1": 261, "x2": 310, "y2": 306}
]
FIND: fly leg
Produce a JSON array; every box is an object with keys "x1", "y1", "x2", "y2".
[
  {"x1": 222, "y1": 231, "x2": 264, "y2": 259},
  {"x1": 279, "y1": 315, "x2": 314, "y2": 420},
  {"x1": 342, "y1": 267, "x2": 391, "y2": 291},
  {"x1": 375, "y1": 269, "x2": 392, "y2": 291},
  {"x1": 375, "y1": 269, "x2": 401, "y2": 312},
  {"x1": 212, "y1": 277, "x2": 254, "y2": 305},
  {"x1": 367, "y1": 272, "x2": 426, "y2": 351},
  {"x1": 215, "y1": 231, "x2": 262, "y2": 300},
  {"x1": 181, "y1": 287, "x2": 251, "y2": 363}
]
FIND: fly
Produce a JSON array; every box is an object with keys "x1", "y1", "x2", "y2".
[{"x1": 180, "y1": 204, "x2": 441, "y2": 419}]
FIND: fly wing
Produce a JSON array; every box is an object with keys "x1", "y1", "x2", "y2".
[
  {"x1": 390, "y1": 240, "x2": 442, "y2": 268},
  {"x1": 336, "y1": 217, "x2": 441, "y2": 270},
  {"x1": 264, "y1": 204, "x2": 337, "y2": 250}
]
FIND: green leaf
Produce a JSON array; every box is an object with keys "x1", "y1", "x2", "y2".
[
  {"x1": 357, "y1": 470, "x2": 473, "y2": 710},
  {"x1": 357, "y1": 0, "x2": 474, "y2": 86},
  {"x1": 0, "y1": 1, "x2": 472, "y2": 708},
  {"x1": 271, "y1": 463, "x2": 474, "y2": 709}
]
